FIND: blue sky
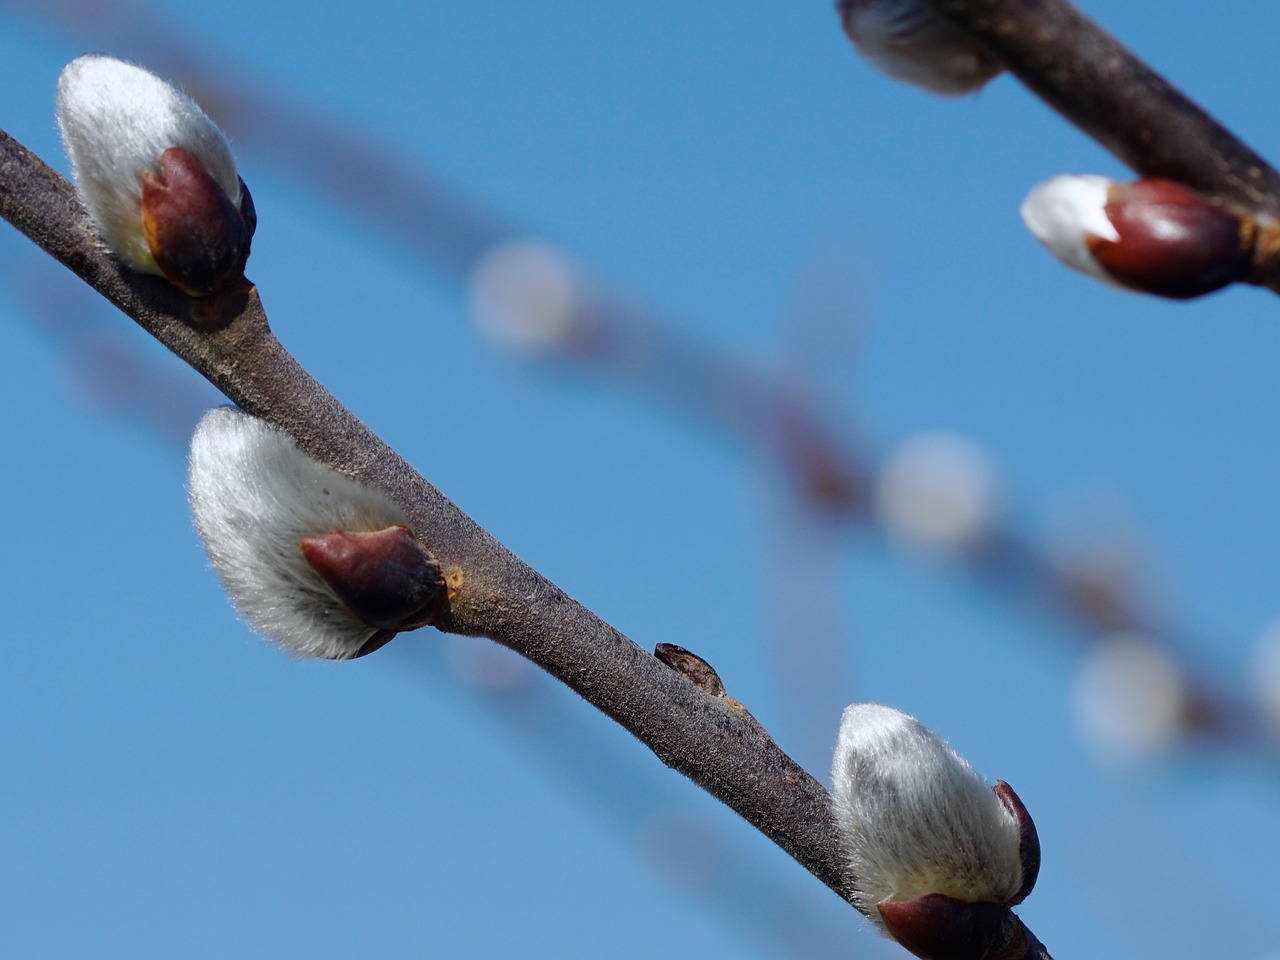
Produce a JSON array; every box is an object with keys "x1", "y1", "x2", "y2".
[{"x1": 1, "y1": 1, "x2": 1279, "y2": 958}]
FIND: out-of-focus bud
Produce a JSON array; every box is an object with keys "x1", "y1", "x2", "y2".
[
  {"x1": 837, "y1": 0, "x2": 1003, "y2": 95},
  {"x1": 1072, "y1": 633, "x2": 1184, "y2": 762},
  {"x1": 188, "y1": 407, "x2": 444, "y2": 660},
  {"x1": 1021, "y1": 174, "x2": 1254, "y2": 299},
  {"x1": 56, "y1": 54, "x2": 254, "y2": 296},
  {"x1": 468, "y1": 239, "x2": 584, "y2": 350},
  {"x1": 1251, "y1": 620, "x2": 1280, "y2": 739},
  {"x1": 831, "y1": 704, "x2": 1039, "y2": 960},
  {"x1": 876, "y1": 432, "x2": 999, "y2": 555}
]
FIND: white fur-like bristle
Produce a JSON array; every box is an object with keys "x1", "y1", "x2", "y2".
[
  {"x1": 188, "y1": 407, "x2": 408, "y2": 660},
  {"x1": 830, "y1": 703, "x2": 1023, "y2": 928},
  {"x1": 839, "y1": 0, "x2": 1002, "y2": 95},
  {"x1": 1021, "y1": 174, "x2": 1121, "y2": 285},
  {"x1": 56, "y1": 54, "x2": 239, "y2": 274}
]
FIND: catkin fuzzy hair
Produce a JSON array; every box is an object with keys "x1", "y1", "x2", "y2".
[
  {"x1": 830, "y1": 703, "x2": 1025, "y2": 927},
  {"x1": 188, "y1": 406, "x2": 413, "y2": 660}
]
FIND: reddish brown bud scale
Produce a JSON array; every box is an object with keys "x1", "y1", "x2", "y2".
[
  {"x1": 300, "y1": 525, "x2": 445, "y2": 634},
  {"x1": 140, "y1": 146, "x2": 251, "y2": 296},
  {"x1": 235, "y1": 175, "x2": 258, "y2": 246},
  {"x1": 349, "y1": 629, "x2": 398, "y2": 660},
  {"x1": 992, "y1": 781, "x2": 1040, "y2": 905},
  {"x1": 1087, "y1": 177, "x2": 1253, "y2": 299},
  {"x1": 878, "y1": 894, "x2": 1008, "y2": 960}
]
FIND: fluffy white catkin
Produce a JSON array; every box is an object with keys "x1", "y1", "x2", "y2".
[
  {"x1": 188, "y1": 406, "x2": 411, "y2": 660},
  {"x1": 1020, "y1": 174, "x2": 1121, "y2": 286},
  {"x1": 56, "y1": 54, "x2": 240, "y2": 274},
  {"x1": 830, "y1": 704, "x2": 1024, "y2": 928}
]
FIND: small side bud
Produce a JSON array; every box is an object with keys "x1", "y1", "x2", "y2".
[
  {"x1": 654, "y1": 643, "x2": 728, "y2": 698},
  {"x1": 1021, "y1": 174, "x2": 1253, "y2": 299},
  {"x1": 837, "y1": 0, "x2": 1003, "y2": 95},
  {"x1": 56, "y1": 54, "x2": 253, "y2": 295},
  {"x1": 830, "y1": 704, "x2": 1036, "y2": 954},
  {"x1": 188, "y1": 407, "x2": 443, "y2": 660}
]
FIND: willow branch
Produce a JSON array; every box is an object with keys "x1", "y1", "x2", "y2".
[
  {"x1": 921, "y1": 0, "x2": 1280, "y2": 282},
  {"x1": 0, "y1": 125, "x2": 862, "y2": 908},
  {"x1": 2, "y1": 117, "x2": 1059, "y2": 956}
]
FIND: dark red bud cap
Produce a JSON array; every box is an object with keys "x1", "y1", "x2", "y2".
[
  {"x1": 878, "y1": 894, "x2": 1008, "y2": 960},
  {"x1": 1088, "y1": 177, "x2": 1253, "y2": 299},
  {"x1": 300, "y1": 525, "x2": 445, "y2": 633},
  {"x1": 141, "y1": 146, "x2": 250, "y2": 297},
  {"x1": 993, "y1": 781, "x2": 1040, "y2": 905}
]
